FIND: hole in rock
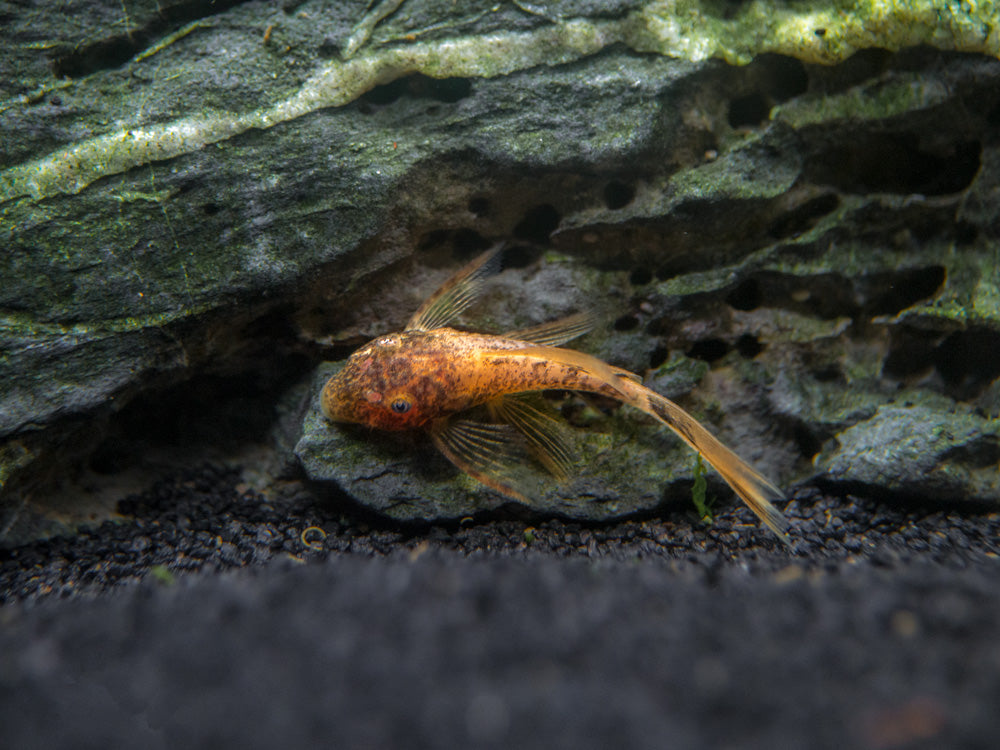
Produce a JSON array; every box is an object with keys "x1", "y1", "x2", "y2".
[
  {"x1": 501, "y1": 244, "x2": 542, "y2": 269},
  {"x1": 758, "y1": 54, "x2": 809, "y2": 102},
  {"x1": 884, "y1": 325, "x2": 1000, "y2": 401},
  {"x1": 603, "y1": 181, "x2": 636, "y2": 210},
  {"x1": 860, "y1": 265, "x2": 945, "y2": 317},
  {"x1": 415, "y1": 76, "x2": 473, "y2": 103},
  {"x1": 416, "y1": 228, "x2": 490, "y2": 264},
  {"x1": 793, "y1": 423, "x2": 824, "y2": 461},
  {"x1": 629, "y1": 267, "x2": 652, "y2": 286},
  {"x1": 688, "y1": 338, "x2": 730, "y2": 363},
  {"x1": 53, "y1": 36, "x2": 140, "y2": 78},
  {"x1": 513, "y1": 204, "x2": 561, "y2": 243},
  {"x1": 468, "y1": 197, "x2": 491, "y2": 217},
  {"x1": 361, "y1": 77, "x2": 409, "y2": 106},
  {"x1": 88, "y1": 355, "x2": 310, "y2": 478},
  {"x1": 728, "y1": 92, "x2": 771, "y2": 128},
  {"x1": 452, "y1": 228, "x2": 491, "y2": 258},
  {"x1": 417, "y1": 229, "x2": 451, "y2": 253},
  {"x1": 804, "y1": 134, "x2": 981, "y2": 195},
  {"x1": 735, "y1": 334, "x2": 763, "y2": 358},
  {"x1": 727, "y1": 278, "x2": 762, "y2": 311},
  {"x1": 934, "y1": 327, "x2": 1000, "y2": 401},
  {"x1": 941, "y1": 435, "x2": 1000, "y2": 469},
  {"x1": 806, "y1": 48, "x2": 892, "y2": 96},
  {"x1": 812, "y1": 364, "x2": 843, "y2": 383},
  {"x1": 649, "y1": 346, "x2": 670, "y2": 369},
  {"x1": 317, "y1": 38, "x2": 341, "y2": 59},
  {"x1": 361, "y1": 74, "x2": 472, "y2": 108},
  {"x1": 89, "y1": 436, "x2": 139, "y2": 476},
  {"x1": 728, "y1": 272, "x2": 863, "y2": 319},
  {"x1": 768, "y1": 193, "x2": 840, "y2": 239},
  {"x1": 727, "y1": 55, "x2": 806, "y2": 129},
  {"x1": 614, "y1": 315, "x2": 640, "y2": 332},
  {"x1": 883, "y1": 327, "x2": 938, "y2": 382},
  {"x1": 988, "y1": 100, "x2": 1000, "y2": 128},
  {"x1": 703, "y1": 0, "x2": 753, "y2": 20}
]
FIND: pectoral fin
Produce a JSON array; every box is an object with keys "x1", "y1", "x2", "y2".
[
  {"x1": 429, "y1": 418, "x2": 537, "y2": 502},
  {"x1": 489, "y1": 395, "x2": 575, "y2": 480},
  {"x1": 406, "y1": 246, "x2": 503, "y2": 331}
]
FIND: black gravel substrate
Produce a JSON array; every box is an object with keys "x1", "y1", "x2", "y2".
[{"x1": 2, "y1": 464, "x2": 999, "y2": 748}]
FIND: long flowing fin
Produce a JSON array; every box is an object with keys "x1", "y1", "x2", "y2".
[
  {"x1": 406, "y1": 246, "x2": 503, "y2": 331},
  {"x1": 429, "y1": 418, "x2": 536, "y2": 502},
  {"x1": 489, "y1": 395, "x2": 575, "y2": 480},
  {"x1": 505, "y1": 311, "x2": 597, "y2": 347},
  {"x1": 622, "y1": 382, "x2": 789, "y2": 541},
  {"x1": 612, "y1": 367, "x2": 643, "y2": 383}
]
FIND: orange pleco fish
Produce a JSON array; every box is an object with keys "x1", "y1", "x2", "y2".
[{"x1": 322, "y1": 247, "x2": 789, "y2": 540}]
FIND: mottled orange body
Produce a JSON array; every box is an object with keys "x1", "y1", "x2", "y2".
[
  {"x1": 322, "y1": 329, "x2": 624, "y2": 431},
  {"x1": 321, "y1": 248, "x2": 789, "y2": 540}
]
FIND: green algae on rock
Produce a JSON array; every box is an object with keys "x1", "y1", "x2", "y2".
[{"x1": 3, "y1": 0, "x2": 997, "y2": 202}]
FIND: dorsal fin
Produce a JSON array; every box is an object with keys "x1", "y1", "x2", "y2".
[
  {"x1": 406, "y1": 246, "x2": 503, "y2": 331},
  {"x1": 505, "y1": 311, "x2": 597, "y2": 347}
]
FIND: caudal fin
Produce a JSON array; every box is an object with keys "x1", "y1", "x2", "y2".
[{"x1": 629, "y1": 383, "x2": 789, "y2": 541}]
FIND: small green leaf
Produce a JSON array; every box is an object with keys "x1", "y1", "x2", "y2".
[
  {"x1": 691, "y1": 453, "x2": 715, "y2": 524},
  {"x1": 150, "y1": 565, "x2": 175, "y2": 586}
]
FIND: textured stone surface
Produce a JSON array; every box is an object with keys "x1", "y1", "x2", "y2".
[
  {"x1": 819, "y1": 406, "x2": 1000, "y2": 504},
  {"x1": 1, "y1": 0, "x2": 999, "y2": 535}
]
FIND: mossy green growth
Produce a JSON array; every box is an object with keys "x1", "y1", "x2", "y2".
[
  {"x1": 666, "y1": 132, "x2": 799, "y2": 202},
  {"x1": 149, "y1": 565, "x2": 176, "y2": 586},
  {"x1": 773, "y1": 73, "x2": 950, "y2": 128},
  {"x1": 0, "y1": 440, "x2": 35, "y2": 490},
  {"x1": 5, "y1": 0, "x2": 997, "y2": 202},
  {"x1": 634, "y1": 0, "x2": 1000, "y2": 65}
]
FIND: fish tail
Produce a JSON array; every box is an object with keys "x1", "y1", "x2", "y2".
[{"x1": 623, "y1": 380, "x2": 789, "y2": 541}]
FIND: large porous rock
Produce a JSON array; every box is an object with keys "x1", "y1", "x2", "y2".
[
  {"x1": 818, "y1": 405, "x2": 1000, "y2": 505},
  {"x1": 2, "y1": 0, "x2": 999, "y2": 535}
]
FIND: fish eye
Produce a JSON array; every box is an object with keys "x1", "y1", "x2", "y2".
[{"x1": 390, "y1": 397, "x2": 412, "y2": 414}]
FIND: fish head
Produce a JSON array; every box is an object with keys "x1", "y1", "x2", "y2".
[{"x1": 320, "y1": 332, "x2": 450, "y2": 431}]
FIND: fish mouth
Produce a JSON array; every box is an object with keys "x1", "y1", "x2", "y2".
[
  {"x1": 320, "y1": 397, "x2": 340, "y2": 421},
  {"x1": 321, "y1": 396, "x2": 356, "y2": 424},
  {"x1": 320, "y1": 379, "x2": 354, "y2": 423}
]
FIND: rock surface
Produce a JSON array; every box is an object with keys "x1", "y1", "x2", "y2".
[{"x1": 1, "y1": 1, "x2": 999, "y2": 535}]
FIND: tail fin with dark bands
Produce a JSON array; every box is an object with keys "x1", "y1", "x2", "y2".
[{"x1": 635, "y1": 384, "x2": 789, "y2": 541}]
